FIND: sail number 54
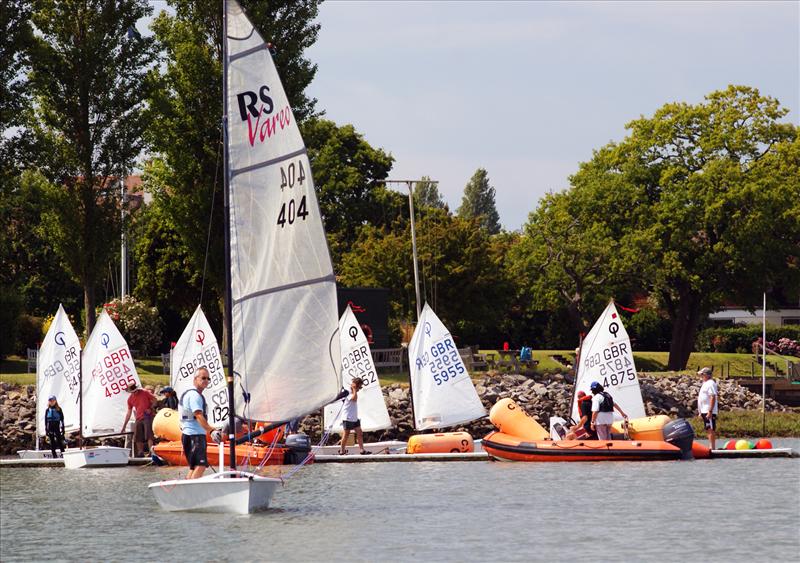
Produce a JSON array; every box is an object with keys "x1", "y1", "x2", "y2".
[{"x1": 277, "y1": 161, "x2": 309, "y2": 228}]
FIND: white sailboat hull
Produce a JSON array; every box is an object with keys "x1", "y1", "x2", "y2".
[
  {"x1": 149, "y1": 471, "x2": 281, "y2": 514},
  {"x1": 62, "y1": 446, "x2": 130, "y2": 469},
  {"x1": 314, "y1": 440, "x2": 408, "y2": 456},
  {"x1": 17, "y1": 450, "x2": 59, "y2": 459}
]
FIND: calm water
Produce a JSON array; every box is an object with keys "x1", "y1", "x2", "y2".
[{"x1": 2, "y1": 439, "x2": 799, "y2": 562}]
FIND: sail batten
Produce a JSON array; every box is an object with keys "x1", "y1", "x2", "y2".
[
  {"x1": 571, "y1": 301, "x2": 646, "y2": 421},
  {"x1": 225, "y1": 0, "x2": 341, "y2": 423}
]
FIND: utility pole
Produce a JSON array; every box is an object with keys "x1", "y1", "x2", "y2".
[
  {"x1": 379, "y1": 179, "x2": 438, "y2": 322},
  {"x1": 120, "y1": 174, "x2": 127, "y2": 299}
]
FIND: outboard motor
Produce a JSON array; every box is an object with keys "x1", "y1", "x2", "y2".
[
  {"x1": 662, "y1": 418, "x2": 695, "y2": 460},
  {"x1": 284, "y1": 433, "x2": 311, "y2": 465}
]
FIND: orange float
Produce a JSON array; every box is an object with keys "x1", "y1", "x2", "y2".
[
  {"x1": 407, "y1": 432, "x2": 474, "y2": 454},
  {"x1": 152, "y1": 440, "x2": 288, "y2": 467},
  {"x1": 152, "y1": 408, "x2": 284, "y2": 444}
]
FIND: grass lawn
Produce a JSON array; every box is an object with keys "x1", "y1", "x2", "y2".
[
  {"x1": 689, "y1": 410, "x2": 800, "y2": 439},
  {"x1": 1, "y1": 356, "x2": 169, "y2": 388}
]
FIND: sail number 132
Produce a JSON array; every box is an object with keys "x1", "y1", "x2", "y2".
[{"x1": 277, "y1": 160, "x2": 309, "y2": 228}]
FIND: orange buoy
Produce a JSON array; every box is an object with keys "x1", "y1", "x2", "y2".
[
  {"x1": 691, "y1": 442, "x2": 711, "y2": 459},
  {"x1": 488, "y1": 398, "x2": 549, "y2": 441},
  {"x1": 407, "y1": 432, "x2": 473, "y2": 454},
  {"x1": 755, "y1": 438, "x2": 773, "y2": 450},
  {"x1": 724, "y1": 439, "x2": 738, "y2": 450}
]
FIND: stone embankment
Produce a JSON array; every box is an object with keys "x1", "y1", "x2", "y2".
[{"x1": 1, "y1": 374, "x2": 787, "y2": 454}]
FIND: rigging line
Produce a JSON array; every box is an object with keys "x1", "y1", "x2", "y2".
[{"x1": 200, "y1": 130, "x2": 223, "y2": 305}]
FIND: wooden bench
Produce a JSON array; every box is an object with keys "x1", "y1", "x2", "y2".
[
  {"x1": 371, "y1": 348, "x2": 404, "y2": 371},
  {"x1": 458, "y1": 347, "x2": 488, "y2": 371},
  {"x1": 483, "y1": 350, "x2": 539, "y2": 372},
  {"x1": 27, "y1": 348, "x2": 38, "y2": 373}
]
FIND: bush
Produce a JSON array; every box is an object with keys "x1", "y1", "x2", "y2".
[
  {"x1": 625, "y1": 308, "x2": 672, "y2": 351},
  {"x1": 696, "y1": 325, "x2": 800, "y2": 353},
  {"x1": 15, "y1": 315, "x2": 44, "y2": 355},
  {"x1": 100, "y1": 297, "x2": 163, "y2": 354}
]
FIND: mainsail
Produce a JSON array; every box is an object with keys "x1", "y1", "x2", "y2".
[
  {"x1": 81, "y1": 310, "x2": 142, "y2": 437},
  {"x1": 323, "y1": 305, "x2": 392, "y2": 433},
  {"x1": 571, "y1": 301, "x2": 646, "y2": 421},
  {"x1": 408, "y1": 304, "x2": 486, "y2": 430},
  {"x1": 36, "y1": 304, "x2": 81, "y2": 437},
  {"x1": 225, "y1": 0, "x2": 341, "y2": 422},
  {"x1": 171, "y1": 306, "x2": 227, "y2": 427}
]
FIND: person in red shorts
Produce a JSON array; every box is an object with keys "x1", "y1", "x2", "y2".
[{"x1": 121, "y1": 382, "x2": 157, "y2": 457}]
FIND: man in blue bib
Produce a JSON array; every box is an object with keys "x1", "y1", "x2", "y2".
[{"x1": 180, "y1": 368, "x2": 217, "y2": 479}]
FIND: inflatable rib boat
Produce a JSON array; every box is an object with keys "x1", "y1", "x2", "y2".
[{"x1": 483, "y1": 398, "x2": 697, "y2": 462}]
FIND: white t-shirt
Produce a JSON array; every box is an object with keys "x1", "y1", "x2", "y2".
[
  {"x1": 343, "y1": 394, "x2": 359, "y2": 422},
  {"x1": 698, "y1": 379, "x2": 719, "y2": 415},
  {"x1": 591, "y1": 393, "x2": 615, "y2": 425}
]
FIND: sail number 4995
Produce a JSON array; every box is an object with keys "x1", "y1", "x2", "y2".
[{"x1": 277, "y1": 161, "x2": 309, "y2": 228}]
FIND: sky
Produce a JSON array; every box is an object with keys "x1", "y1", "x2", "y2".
[{"x1": 302, "y1": 1, "x2": 799, "y2": 230}]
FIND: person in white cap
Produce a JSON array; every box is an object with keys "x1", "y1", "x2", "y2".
[{"x1": 697, "y1": 367, "x2": 719, "y2": 449}]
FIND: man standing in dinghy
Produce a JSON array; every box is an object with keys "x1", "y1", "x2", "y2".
[
  {"x1": 179, "y1": 368, "x2": 218, "y2": 479},
  {"x1": 589, "y1": 382, "x2": 628, "y2": 440}
]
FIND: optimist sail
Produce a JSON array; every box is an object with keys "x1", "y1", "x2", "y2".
[
  {"x1": 81, "y1": 310, "x2": 142, "y2": 437},
  {"x1": 323, "y1": 306, "x2": 392, "y2": 433},
  {"x1": 408, "y1": 304, "x2": 486, "y2": 430},
  {"x1": 36, "y1": 304, "x2": 81, "y2": 437},
  {"x1": 571, "y1": 301, "x2": 646, "y2": 422},
  {"x1": 225, "y1": 0, "x2": 341, "y2": 422},
  {"x1": 171, "y1": 306, "x2": 227, "y2": 427}
]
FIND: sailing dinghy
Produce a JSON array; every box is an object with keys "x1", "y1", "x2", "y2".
[
  {"x1": 317, "y1": 305, "x2": 404, "y2": 455},
  {"x1": 149, "y1": 0, "x2": 342, "y2": 513},
  {"x1": 18, "y1": 304, "x2": 81, "y2": 459},
  {"x1": 62, "y1": 310, "x2": 139, "y2": 469},
  {"x1": 405, "y1": 304, "x2": 486, "y2": 453}
]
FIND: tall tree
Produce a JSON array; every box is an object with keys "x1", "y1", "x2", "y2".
[
  {"x1": 413, "y1": 175, "x2": 447, "y2": 211},
  {"x1": 572, "y1": 85, "x2": 799, "y2": 369},
  {"x1": 457, "y1": 168, "x2": 501, "y2": 234},
  {"x1": 146, "y1": 0, "x2": 324, "y2": 333},
  {"x1": 26, "y1": 0, "x2": 156, "y2": 334}
]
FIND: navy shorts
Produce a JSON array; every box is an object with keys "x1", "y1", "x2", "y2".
[
  {"x1": 701, "y1": 413, "x2": 717, "y2": 431},
  {"x1": 342, "y1": 419, "x2": 361, "y2": 430},
  {"x1": 181, "y1": 434, "x2": 208, "y2": 469}
]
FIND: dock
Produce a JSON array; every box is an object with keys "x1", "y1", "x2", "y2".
[
  {"x1": 314, "y1": 452, "x2": 489, "y2": 463},
  {"x1": 710, "y1": 448, "x2": 797, "y2": 458},
  {"x1": 0, "y1": 457, "x2": 154, "y2": 468}
]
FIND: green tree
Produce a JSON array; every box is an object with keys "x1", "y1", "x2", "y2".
[
  {"x1": 457, "y1": 168, "x2": 501, "y2": 234},
  {"x1": 146, "y1": 0, "x2": 325, "y2": 332},
  {"x1": 301, "y1": 119, "x2": 399, "y2": 265},
  {"x1": 26, "y1": 0, "x2": 156, "y2": 335},
  {"x1": 413, "y1": 176, "x2": 447, "y2": 211},
  {"x1": 572, "y1": 85, "x2": 799, "y2": 369}
]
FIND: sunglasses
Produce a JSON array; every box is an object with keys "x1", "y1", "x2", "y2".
[{"x1": 199, "y1": 377, "x2": 210, "y2": 381}]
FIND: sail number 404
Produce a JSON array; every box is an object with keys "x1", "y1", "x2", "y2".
[{"x1": 277, "y1": 161, "x2": 309, "y2": 228}]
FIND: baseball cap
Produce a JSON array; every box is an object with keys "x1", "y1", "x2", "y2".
[
  {"x1": 125, "y1": 382, "x2": 138, "y2": 392},
  {"x1": 160, "y1": 386, "x2": 174, "y2": 394},
  {"x1": 697, "y1": 367, "x2": 713, "y2": 376},
  {"x1": 48, "y1": 395, "x2": 57, "y2": 401}
]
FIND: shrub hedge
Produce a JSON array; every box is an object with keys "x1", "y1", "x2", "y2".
[{"x1": 695, "y1": 325, "x2": 800, "y2": 354}]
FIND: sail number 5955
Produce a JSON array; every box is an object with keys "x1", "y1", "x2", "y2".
[{"x1": 277, "y1": 160, "x2": 309, "y2": 228}]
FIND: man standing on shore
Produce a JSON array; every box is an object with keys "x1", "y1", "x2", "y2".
[
  {"x1": 697, "y1": 367, "x2": 719, "y2": 450},
  {"x1": 121, "y1": 382, "x2": 157, "y2": 457}
]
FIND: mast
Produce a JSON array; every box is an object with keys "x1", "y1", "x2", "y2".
[{"x1": 221, "y1": 0, "x2": 237, "y2": 472}]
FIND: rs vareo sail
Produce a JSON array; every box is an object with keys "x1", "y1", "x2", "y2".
[
  {"x1": 408, "y1": 304, "x2": 486, "y2": 430},
  {"x1": 571, "y1": 301, "x2": 646, "y2": 422},
  {"x1": 81, "y1": 310, "x2": 142, "y2": 437},
  {"x1": 225, "y1": 0, "x2": 341, "y2": 422},
  {"x1": 36, "y1": 304, "x2": 81, "y2": 437},
  {"x1": 323, "y1": 306, "x2": 392, "y2": 433},
  {"x1": 171, "y1": 306, "x2": 227, "y2": 427}
]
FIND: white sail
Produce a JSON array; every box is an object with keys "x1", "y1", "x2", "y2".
[
  {"x1": 323, "y1": 306, "x2": 392, "y2": 433},
  {"x1": 225, "y1": 0, "x2": 341, "y2": 422},
  {"x1": 408, "y1": 304, "x2": 486, "y2": 430},
  {"x1": 36, "y1": 304, "x2": 81, "y2": 437},
  {"x1": 571, "y1": 301, "x2": 646, "y2": 422},
  {"x1": 81, "y1": 310, "x2": 142, "y2": 437},
  {"x1": 171, "y1": 306, "x2": 227, "y2": 427}
]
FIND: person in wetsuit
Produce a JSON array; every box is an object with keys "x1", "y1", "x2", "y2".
[
  {"x1": 566, "y1": 390, "x2": 597, "y2": 440},
  {"x1": 44, "y1": 395, "x2": 66, "y2": 457}
]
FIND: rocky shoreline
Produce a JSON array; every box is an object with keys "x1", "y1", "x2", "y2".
[{"x1": 0, "y1": 374, "x2": 788, "y2": 454}]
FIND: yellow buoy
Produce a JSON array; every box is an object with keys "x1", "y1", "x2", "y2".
[
  {"x1": 735, "y1": 439, "x2": 751, "y2": 450},
  {"x1": 407, "y1": 432, "x2": 474, "y2": 454},
  {"x1": 611, "y1": 415, "x2": 671, "y2": 440},
  {"x1": 152, "y1": 408, "x2": 182, "y2": 441},
  {"x1": 489, "y1": 398, "x2": 549, "y2": 441}
]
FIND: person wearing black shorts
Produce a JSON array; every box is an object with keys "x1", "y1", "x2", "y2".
[
  {"x1": 179, "y1": 368, "x2": 218, "y2": 479},
  {"x1": 338, "y1": 378, "x2": 370, "y2": 455}
]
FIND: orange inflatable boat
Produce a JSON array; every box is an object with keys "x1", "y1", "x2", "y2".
[
  {"x1": 152, "y1": 440, "x2": 288, "y2": 467},
  {"x1": 483, "y1": 398, "x2": 696, "y2": 462}
]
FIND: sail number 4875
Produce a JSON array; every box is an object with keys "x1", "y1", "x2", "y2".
[{"x1": 277, "y1": 160, "x2": 309, "y2": 228}]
